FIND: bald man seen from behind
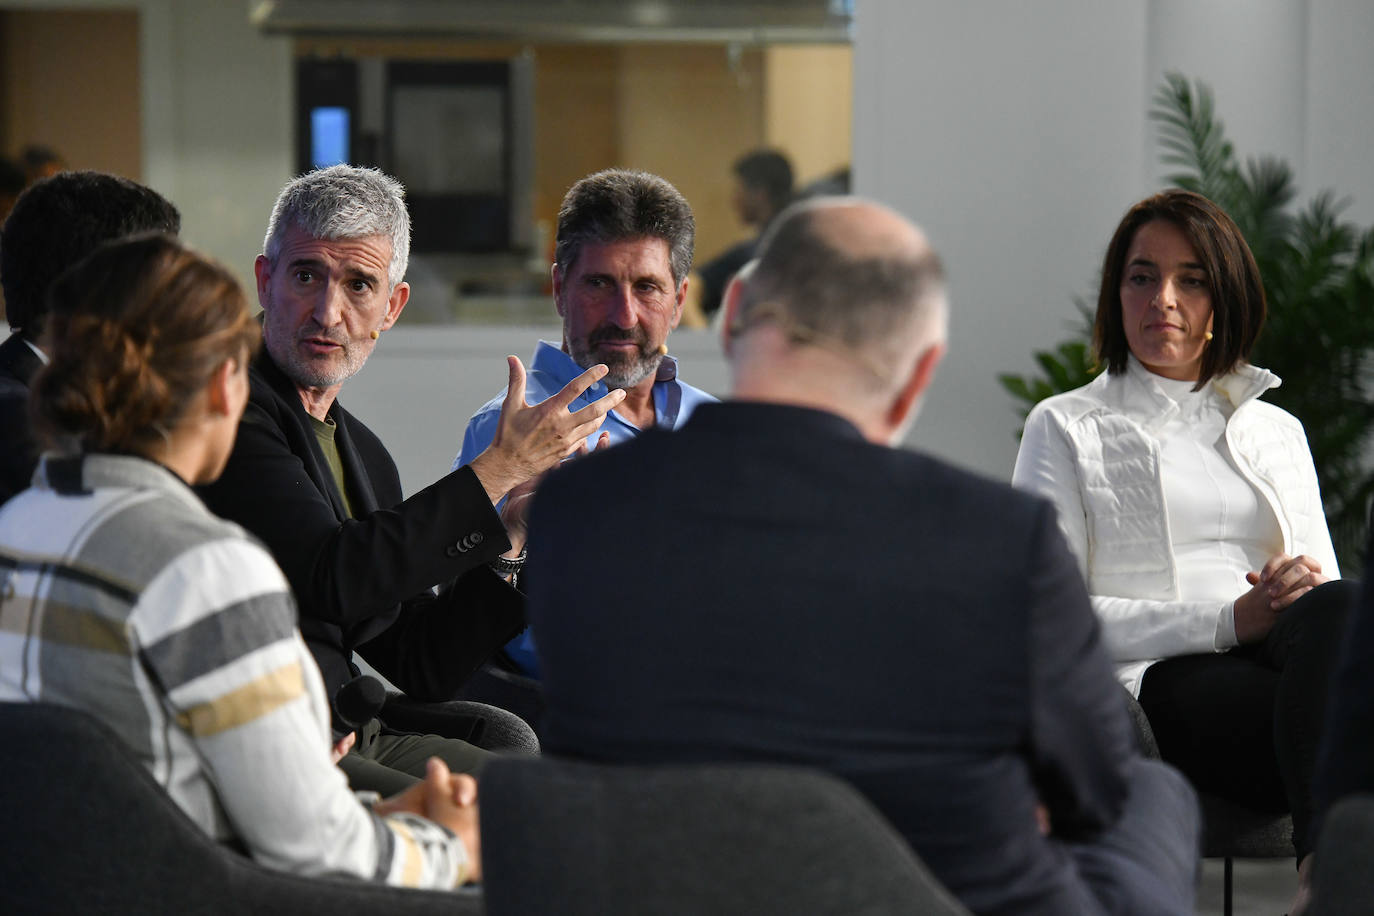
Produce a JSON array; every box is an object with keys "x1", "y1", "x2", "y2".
[{"x1": 525, "y1": 197, "x2": 1201, "y2": 916}]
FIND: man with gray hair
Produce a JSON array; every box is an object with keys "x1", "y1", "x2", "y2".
[
  {"x1": 199, "y1": 165, "x2": 623, "y2": 790},
  {"x1": 452, "y1": 168, "x2": 714, "y2": 680},
  {"x1": 526, "y1": 197, "x2": 1201, "y2": 915}
]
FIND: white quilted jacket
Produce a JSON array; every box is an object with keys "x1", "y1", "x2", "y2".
[{"x1": 1012, "y1": 358, "x2": 1338, "y2": 696}]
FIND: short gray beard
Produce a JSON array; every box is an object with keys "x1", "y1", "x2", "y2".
[
  {"x1": 263, "y1": 302, "x2": 370, "y2": 390},
  {"x1": 570, "y1": 340, "x2": 660, "y2": 391},
  {"x1": 602, "y1": 354, "x2": 661, "y2": 390},
  {"x1": 273, "y1": 341, "x2": 365, "y2": 390}
]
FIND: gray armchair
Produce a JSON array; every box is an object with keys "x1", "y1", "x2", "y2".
[
  {"x1": 478, "y1": 755, "x2": 972, "y2": 916},
  {"x1": 0, "y1": 702, "x2": 480, "y2": 915}
]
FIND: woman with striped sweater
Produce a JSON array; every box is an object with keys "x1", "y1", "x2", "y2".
[{"x1": 0, "y1": 233, "x2": 480, "y2": 888}]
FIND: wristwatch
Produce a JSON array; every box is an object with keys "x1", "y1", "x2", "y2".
[{"x1": 489, "y1": 546, "x2": 527, "y2": 576}]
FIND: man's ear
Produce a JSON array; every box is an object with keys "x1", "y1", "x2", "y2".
[
  {"x1": 551, "y1": 264, "x2": 566, "y2": 318},
  {"x1": 253, "y1": 255, "x2": 272, "y2": 310},
  {"x1": 670, "y1": 276, "x2": 687, "y2": 330},
  {"x1": 886, "y1": 341, "x2": 945, "y2": 432},
  {"x1": 380, "y1": 282, "x2": 410, "y2": 331},
  {"x1": 719, "y1": 273, "x2": 747, "y2": 359}
]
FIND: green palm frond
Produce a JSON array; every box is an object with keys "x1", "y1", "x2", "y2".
[
  {"x1": 1234, "y1": 157, "x2": 1295, "y2": 266},
  {"x1": 1151, "y1": 73, "x2": 1241, "y2": 205}
]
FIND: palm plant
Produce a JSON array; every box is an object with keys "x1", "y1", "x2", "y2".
[{"x1": 1000, "y1": 73, "x2": 1374, "y2": 567}]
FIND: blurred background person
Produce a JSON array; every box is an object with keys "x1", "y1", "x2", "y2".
[
  {"x1": 691, "y1": 148, "x2": 794, "y2": 322},
  {"x1": 19, "y1": 144, "x2": 66, "y2": 185},
  {"x1": 797, "y1": 164, "x2": 851, "y2": 199}
]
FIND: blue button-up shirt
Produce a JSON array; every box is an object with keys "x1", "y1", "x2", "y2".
[{"x1": 453, "y1": 340, "x2": 716, "y2": 676}]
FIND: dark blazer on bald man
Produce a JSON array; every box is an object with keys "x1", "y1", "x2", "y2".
[{"x1": 528, "y1": 400, "x2": 1182, "y2": 916}]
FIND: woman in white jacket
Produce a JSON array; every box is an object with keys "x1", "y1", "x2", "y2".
[{"x1": 1013, "y1": 189, "x2": 1355, "y2": 898}]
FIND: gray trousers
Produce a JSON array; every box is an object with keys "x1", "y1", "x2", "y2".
[{"x1": 338, "y1": 716, "x2": 491, "y2": 796}]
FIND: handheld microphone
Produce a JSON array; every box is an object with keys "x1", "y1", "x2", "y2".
[{"x1": 333, "y1": 675, "x2": 387, "y2": 738}]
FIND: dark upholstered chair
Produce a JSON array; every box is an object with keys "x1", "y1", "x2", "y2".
[
  {"x1": 0, "y1": 702, "x2": 480, "y2": 915},
  {"x1": 1310, "y1": 793, "x2": 1374, "y2": 916},
  {"x1": 454, "y1": 661, "x2": 545, "y2": 733},
  {"x1": 1123, "y1": 689, "x2": 1291, "y2": 916},
  {"x1": 478, "y1": 755, "x2": 972, "y2": 916}
]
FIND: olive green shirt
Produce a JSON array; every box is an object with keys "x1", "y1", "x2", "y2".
[{"x1": 309, "y1": 413, "x2": 355, "y2": 519}]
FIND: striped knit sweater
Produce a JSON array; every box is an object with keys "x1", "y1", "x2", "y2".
[{"x1": 0, "y1": 453, "x2": 469, "y2": 887}]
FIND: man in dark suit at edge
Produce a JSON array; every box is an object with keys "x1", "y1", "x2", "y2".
[
  {"x1": 0, "y1": 172, "x2": 181, "y2": 505},
  {"x1": 526, "y1": 196, "x2": 1200, "y2": 915}
]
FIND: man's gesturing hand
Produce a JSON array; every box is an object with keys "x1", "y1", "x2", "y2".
[{"x1": 468, "y1": 356, "x2": 625, "y2": 503}]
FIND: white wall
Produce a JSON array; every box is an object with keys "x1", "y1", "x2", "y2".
[
  {"x1": 856, "y1": 0, "x2": 1374, "y2": 481},
  {"x1": 4, "y1": 0, "x2": 294, "y2": 291},
  {"x1": 139, "y1": 0, "x2": 293, "y2": 291},
  {"x1": 1305, "y1": 0, "x2": 1374, "y2": 227}
]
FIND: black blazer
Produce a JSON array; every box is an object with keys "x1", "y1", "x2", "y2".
[
  {"x1": 527, "y1": 401, "x2": 1136, "y2": 916},
  {"x1": 198, "y1": 351, "x2": 524, "y2": 707},
  {"x1": 0, "y1": 333, "x2": 43, "y2": 506}
]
